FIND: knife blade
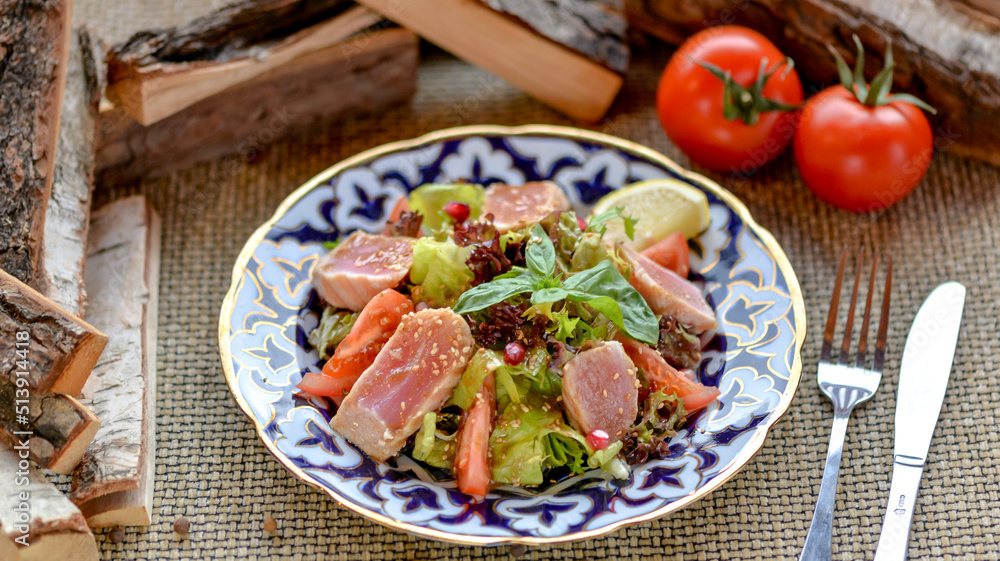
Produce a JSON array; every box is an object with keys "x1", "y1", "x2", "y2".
[{"x1": 873, "y1": 281, "x2": 966, "y2": 561}]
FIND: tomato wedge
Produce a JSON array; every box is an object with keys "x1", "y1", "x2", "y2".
[
  {"x1": 616, "y1": 336, "x2": 719, "y2": 412},
  {"x1": 297, "y1": 288, "x2": 414, "y2": 405},
  {"x1": 455, "y1": 373, "x2": 496, "y2": 499},
  {"x1": 640, "y1": 231, "x2": 690, "y2": 278}
]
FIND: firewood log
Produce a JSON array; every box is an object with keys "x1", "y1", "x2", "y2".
[
  {"x1": 107, "y1": 1, "x2": 378, "y2": 125},
  {"x1": 71, "y1": 197, "x2": 160, "y2": 527},
  {"x1": 0, "y1": 269, "x2": 107, "y2": 396},
  {"x1": 0, "y1": 447, "x2": 98, "y2": 561},
  {"x1": 43, "y1": 26, "x2": 106, "y2": 318},
  {"x1": 0, "y1": 378, "x2": 100, "y2": 475},
  {"x1": 96, "y1": 27, "x2": 418, "y2": 186},
  {"x1": 0, "y1": 0, "x2": 73, "y2": 290},
  {"x1": 355, "y1": 0, "x2": 628, "y2": 122}
]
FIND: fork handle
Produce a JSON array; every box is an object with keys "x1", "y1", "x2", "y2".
[
  {"x1": 799, "y1": 410, "x2": 853, "y2": 561},
  {"x1": 872, "y1": 457, "x2": 925, "y2": 561}
]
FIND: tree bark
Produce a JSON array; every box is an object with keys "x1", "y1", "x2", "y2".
[
  {"x1": 71, "y1": 196, "x2": 160, "y2": 527},
  {"x1": 478, "y1": 0, "x2": 629, "y2": 73},
  {"x1": 43, "y1": 26, "x2": 106, "y2": 318},
  {"x1": 0, "y1": 0, "x2": 73, "y2": 290},
  {"x1": 0, "y1": 377, "x2": 101, "y2": 474},
  {"x1": 626, "y1": 0, "x2": 1000, "y2": 167},
  {"x1": 0, "y1": 447, "x2": 98, "y2": 561},
  {"x1": 96, "y1": 27, "x2": 419, "y2": 186},
  {"x1": 0, "y1": 269, "x2": 107, "y2": 396}
]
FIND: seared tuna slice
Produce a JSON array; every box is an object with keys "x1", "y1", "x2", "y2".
[
  {"x1": 329, "y1": 308, "x2": 475, "y2": 461},
  {"x1": 620, "y1": 245, "x2": 717, "y2": 332},
  {"x1": 312, "y1": 231, "x2": 414, "y2": 311},
  {"x1": 560, "y1": 341, "x2": 638, "y2": 442},
  {"x1": 482, "y1": 182, "x2": 570, "y2": 233}
]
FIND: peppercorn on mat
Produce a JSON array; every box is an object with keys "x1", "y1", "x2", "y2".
[{"x1": 68, "y1": 1, "x2": 1000, "y2": 559}]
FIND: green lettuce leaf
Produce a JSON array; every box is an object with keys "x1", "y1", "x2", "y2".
[
  {"x1": 587, "y1": 441, "x2": 628, "y2": 479},
  {"x1": 490, "y1": 390, "x2": 626, "y2": 485},
  {"x1": 449, "y1": 349, "x2": 503, "y2": 410},
  {"x1": 308, "y1": 308, "x2": 358, "y2": 360},
  {"x1": 412, "y1": 411, "x2": 458, "y2": 471},
  {"x1": 410, "y1": 238, "x2": 474, "y2": 307},
  {"x1": 548, "y1": 211, "x2": 584, "y2": 266},
  {"x1": 408, "y1": 183, "x2": 485, "y2": 233},
  {"x1": 491, "y1": 393, "x2": 573, "y2": 486},
  {"x1": 570, "y1": 232, "x2": 613, "y2": 271}
]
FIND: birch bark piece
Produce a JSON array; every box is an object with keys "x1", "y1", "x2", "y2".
[
  {"x1": 43, "y1": 26, "x2": 107, "y2": 318},
  {"x1": 71, "y1": 196, "x2": 160, "y2": 527},
  {"x1": 0, "y1": 268, "x2": 108, "y2": 396},
  {"x1": 0, "y1": 447, "x2": 98, "y2": 561},
  {"x1": 0, "y1": 377, "x2": 100, "y2": 474},
  {"x1": 0, "y1": 0, "x2": 74, "y2": 290},
  {"x1": 96, "y1": 27, "x2": 419, "y2": 186},
  {"x1": 626, "y1": 0, "x2": 1000, "y2": 167}
]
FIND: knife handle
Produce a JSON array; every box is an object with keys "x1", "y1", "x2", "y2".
[{"x1": 873, "y1": 456, "x2": 925, "y2": 561}]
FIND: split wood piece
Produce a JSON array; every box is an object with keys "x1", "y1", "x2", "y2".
[
  {"x1": 0, "y1": 447, "x2": 98, "y2": 561},
  {"x1": 0, "y1": 0, "x2": 74, "y2": 290},
  {"x1": 96, "y1": 27, "x2": 418, "y2": 186},
  {"x1": 0, "y1": 269, "x2": 107, "y2": 396},
  {"x1": 71, "y1": 196, "x2": 161, "y2": 527},
  {"x1": 0, "y1": 377, "x2": 101, "y2": 475},
  {"x1": 626, "y1": 0, "x2": 1000, "y2": 167},
  {"x1": 43, "y1": 26, "x2": 107, "y2": 318},
  {"x1": 108, "y1": 3, "x2": 380, "y2": 125},
  {"x1": 356, "y1": 0, "x2": 625, "y2": 122}
]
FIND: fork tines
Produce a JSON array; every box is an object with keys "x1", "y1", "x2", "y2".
[{"x1": 821, "y1": 247, "x2": 893, "y2": 372}]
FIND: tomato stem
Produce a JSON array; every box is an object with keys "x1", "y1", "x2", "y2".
[
  {"x1": 691, "y1": 56, "x2": 800, "y2": 126},
  {"x1": 828, "y1": 35, "x2": 936, "y2": 113}
]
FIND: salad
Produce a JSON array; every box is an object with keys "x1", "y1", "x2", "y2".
[{"x1": 297, "y1": 180, "x2": 720, "y2": 498}]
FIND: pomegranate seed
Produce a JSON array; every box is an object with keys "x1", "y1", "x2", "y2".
[
  {"x1": 587, "y1": 429, "x2": 610, "y2": 450},
  {"x1": 577, "y1": 217, "x2": 587, "y2": 230},
  {"x1": 504, "y1": 341, "x2": 526, "y2": 366},
  {"x1": 443, "y1": 201, "x2": 470, "y2": 223}
]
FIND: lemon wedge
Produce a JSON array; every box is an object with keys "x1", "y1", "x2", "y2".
[{"x1": 589, "y1": 179, "x2": 710, "y2": 250}]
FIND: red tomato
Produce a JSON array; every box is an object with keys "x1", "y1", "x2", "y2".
[
  {"x1": 640, "y1": 232, "x2": 690, "y2": 278},
  {"x1": 616, "y1": 337, "x2": 720, "y2": 413},
  {"x1": 657, "y1": 26, "x2": 802, "y2": 173},
  {"x1": 455, "y1": 373, "x2": 496, "y2": 499},
  {"x1": 794, "y1": 86, "x2": 933, "y2": 212},
  {"x1": 297, "y1": 289, "x2": 414, "y2": 405}
]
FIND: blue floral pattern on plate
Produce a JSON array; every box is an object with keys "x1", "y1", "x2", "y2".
[{"x1": 220, "y1": 126, "x2": 805, "y2": 545}]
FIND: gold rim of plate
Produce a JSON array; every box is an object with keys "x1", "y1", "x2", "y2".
[{"x1": 217, "y1": 124, "x2": 807, "y2": 546}]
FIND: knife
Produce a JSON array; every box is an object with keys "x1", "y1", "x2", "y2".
[{"x1": 873, "y1": 281, "x2": 966, "y2": 561}]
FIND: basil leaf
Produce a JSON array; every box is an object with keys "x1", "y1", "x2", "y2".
[
  {"x1": 453, "y1": 273, "x2": 536, "y2": 314},
  {"x1": 530, "y1": 287, "x2": 568, "y2": 305},
  {"x1": 526, "y1": 224, "x2": 556, "y2": 278},
  {"x1": 581, "y1": 295, "x2": 625, "y2": 334},
  {"x1": 563, "y1": 261, "x2": 658, "y2": 344},
  {"x1": 587, "y1": 206, "x2": 638, "y2": 240}
]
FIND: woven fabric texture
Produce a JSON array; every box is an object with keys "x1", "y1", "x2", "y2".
[{"x1": 70, "y1": 1, "x2": 1000, "y2": 559}]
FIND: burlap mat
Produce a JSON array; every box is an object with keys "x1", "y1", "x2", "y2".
[{"x1": 69, "y1": 1, "x2": 1000, "y2": 559}]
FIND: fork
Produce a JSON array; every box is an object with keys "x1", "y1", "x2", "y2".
[{"x1": 799, "y1": 247, "x2": 892, "y2": 561}]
